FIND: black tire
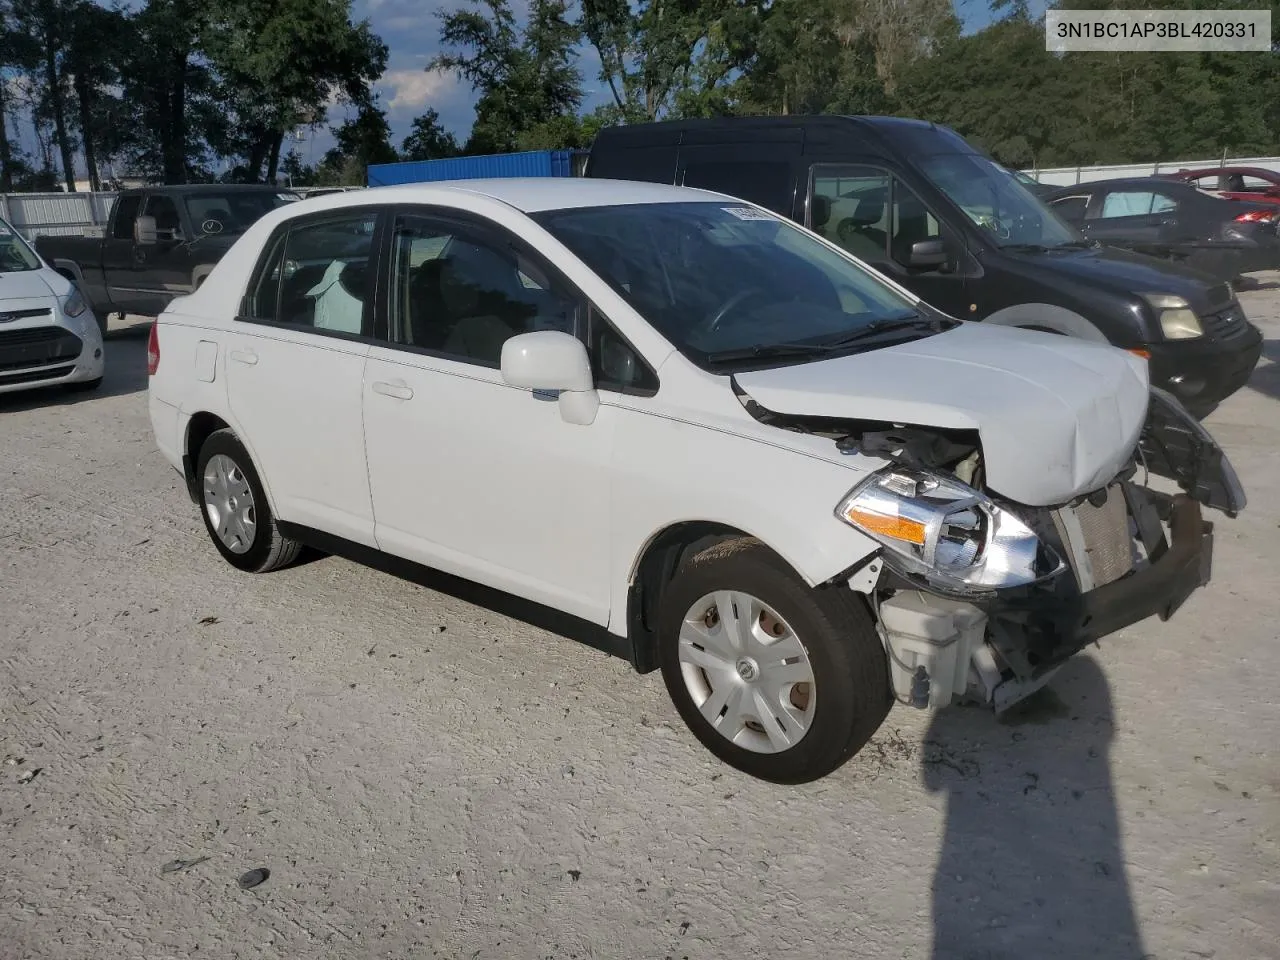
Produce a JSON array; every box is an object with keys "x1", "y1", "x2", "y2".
[
  {"x1": 657, "y1": 537, "x2": 891, "y2": 784},
  {"x1": 65, "y1": 376, "x2": 103, "y2": 393},
  {"x1": 195, "y1": 428, "x2": 302, "y2": 573}
]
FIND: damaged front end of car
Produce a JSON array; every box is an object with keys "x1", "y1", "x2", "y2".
[{"x1": 736, "y1": 381, "x2": 1245, "y2": 713}]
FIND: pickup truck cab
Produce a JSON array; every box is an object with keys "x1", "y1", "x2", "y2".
[
  {"x1": 36, "y1": 185, "x2": 301, "y2": 329},
  {"x1": 586, "y1": 116, "x2": 1264, "y2": 415}
]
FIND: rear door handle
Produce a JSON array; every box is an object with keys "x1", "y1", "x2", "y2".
[
  {"x1": 229, "y1": 349, "x2": 258, "y2": 366},
  {"x1": 371, "y1": 380, "x2": 413, "y2": 400}
]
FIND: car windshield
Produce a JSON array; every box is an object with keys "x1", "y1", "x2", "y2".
[
  {"x1": 0, "y1": 218, "x2": 41, "y2": 272},
  {"x1": 531, "y1": 202, "x2": 934, "y2": 369},
  {"x1": 920, "y1": 153, "x2": 1082, "y2": 248},
  {"x1": 184, "y1": 191, "x2": 301, "y2": 236}
]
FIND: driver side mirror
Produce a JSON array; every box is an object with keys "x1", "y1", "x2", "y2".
[
  {"x1": 134, "y1": 215, "x2": 157, "y2": 245},
  {"x1": 500, "y1": 330, "x2": 599, "y2": 426},
  {"x1": 908, "y1": 239, "x2": 948, "y2": 269}
]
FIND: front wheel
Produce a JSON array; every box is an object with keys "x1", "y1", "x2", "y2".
[
  {"x1": 195, "y1": 429, "x2": 302, "y2": 573},
  {"x1": 658, "y1": 538, "x2": 891, "y2": 783}
]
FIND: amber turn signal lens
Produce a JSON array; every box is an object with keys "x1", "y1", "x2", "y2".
[
  {"x1": 843, "y1": 507, "x2": 928, "y2": 545},
  {"x1": 1128, "y1": 348, "x2": 1151, "y2": 359}
]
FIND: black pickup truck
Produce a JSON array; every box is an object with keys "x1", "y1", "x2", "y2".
[{"x1": 35, "y1": 185, "x2": 301, "y2": 329}]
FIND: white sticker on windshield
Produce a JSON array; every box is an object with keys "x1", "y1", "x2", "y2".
[{"x1": 721, "y1": 206, "x2": 775, "y2": 221}]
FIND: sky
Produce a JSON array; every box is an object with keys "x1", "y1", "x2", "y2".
[
  {"x1": 8, "y1": 1, "x2": 1026, "y2": 178},
  {"x1": 299, "y1": 0, "x2": 1026, "y2": 166}
]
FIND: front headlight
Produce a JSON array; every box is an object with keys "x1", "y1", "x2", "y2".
[
  {"x1": 836, "y1": 468, "x2": 1064, "y2": 593},
  {"x1": 1143, "y1": 293, "x2": 1202, "y2": 340},
  {"x1": 62, "y1": 287, "x2": 88, "y2": 318}
]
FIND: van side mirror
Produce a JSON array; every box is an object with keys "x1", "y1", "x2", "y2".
[
  {"x1": 500, "y1": 331, "x2": 599, "y2": 426},
  {"x1": 134, "y1": 215, "x2": 158, "y2": 245},
  {"x1": 908, "y1": 239, "x2": 948, "y2": 269}
]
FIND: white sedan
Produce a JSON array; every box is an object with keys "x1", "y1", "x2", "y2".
[
  {"x1": 0, "y1": 218, "x2": 104, "y2": 396},
  {"x1": 146, "y1": 178, "x2": 1243, "y2": 783}
]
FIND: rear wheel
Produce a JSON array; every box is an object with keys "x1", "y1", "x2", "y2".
[
  {"x1": 657, "y1": 538, "x2": 891, "y2": 783},
  {"x1": 195, "y1": 429, "x2": 301, "y2": 573}
]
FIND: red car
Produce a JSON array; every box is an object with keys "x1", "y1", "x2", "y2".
[{"x1": 1165, "y1": 166, "x2": 1280, "y2": 212}]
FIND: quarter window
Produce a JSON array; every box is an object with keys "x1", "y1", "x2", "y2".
[
  {"x1": 389, "y1": 214, "x2": 580, "y2": 366},
  {"x1": 242, "y1": 213, "x2": 377, "y2": 334}
]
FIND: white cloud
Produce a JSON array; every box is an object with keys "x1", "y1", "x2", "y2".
[{"x1": 379, "y1": 67, "x2": 462, "y2": 113}]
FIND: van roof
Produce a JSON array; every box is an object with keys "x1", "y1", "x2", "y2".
[{"x1": 589, "y1": 115, "x2": 974, "y2": 156}]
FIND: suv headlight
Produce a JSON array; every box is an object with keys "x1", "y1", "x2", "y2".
[
  {"x1": 62, "y1": 287, "x2": 88, "y2": 318},
  {"x1": 1142, "y1": 293, "x2": 1202, "y2": 340},
  {"x1": 836, "y1": 468, "x2": 1064, "y2": 593}
]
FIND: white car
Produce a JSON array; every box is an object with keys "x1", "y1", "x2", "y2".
[
  {"x1": 146, "y1": 179, "x2": 1244, "y2": 783},
  {"x1": 0, "y1": 218, "x2": 104, "y2": 396}
]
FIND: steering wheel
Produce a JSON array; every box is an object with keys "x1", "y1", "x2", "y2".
[{"x1": 701, "y1": 287, "x2": 769, "y2": 335}]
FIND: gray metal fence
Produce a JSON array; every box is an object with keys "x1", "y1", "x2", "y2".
[
  {"x1": 1022, "y1": 155, "x2": 1280, "y2": 187},
  {"x1": 0, "y1": 192, "x2": 117, "y2": 241}
]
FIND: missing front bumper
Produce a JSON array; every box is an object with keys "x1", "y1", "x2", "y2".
[
  {"x1": 876, "y1": 494, "x2": 1213, "y2": 710},
  {"x1": 986, "y1": 494, "x2": 1212, "y2": 680}
]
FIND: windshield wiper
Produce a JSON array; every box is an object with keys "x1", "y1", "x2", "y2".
[
  {"x1": 1055, "y1": 239, "x2": 1097, "y2": 249},
  {"x1": 818, "y1": 315, "x2": 943, "y2": 348},
  {"x1": 703, "y1": 341, "x2": 836, "y2": 364},
  {"x1": 1001, "y1": 242, "x2": 1050, "y2": 252}
]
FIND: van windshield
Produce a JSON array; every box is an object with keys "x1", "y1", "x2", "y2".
[
  {"x1": 920, "y1": 154, "x2": 1081, "y2": 249},
  {"x1": 532, "y1": 201, "x2": 941, "y2": 370}
]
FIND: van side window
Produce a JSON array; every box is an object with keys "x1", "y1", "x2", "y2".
[
  {"x1": 682, "y1": 161, "x2": 791, "y2": 213},
  {"x1": 811, "y1": 167, "x2": 946, "y2": 268}
]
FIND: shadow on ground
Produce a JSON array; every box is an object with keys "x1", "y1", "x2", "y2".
[
  {"x1": 0, "y1": 319, "x2": 151, "y2": 413},
  {"x1": 1245, "y1": 338, "x2": 1280, "y2": 405},
  {"x1": 924, "y1": 657, "x2": 1146, "y2": 959}
]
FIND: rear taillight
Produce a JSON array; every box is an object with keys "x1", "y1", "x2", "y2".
[
  {"x1": 147, "y1": 322, "x2": 160, "y2": 376},
  {"x1": 1235, "y1": 209, "x2": 1276, "y2": 223}
]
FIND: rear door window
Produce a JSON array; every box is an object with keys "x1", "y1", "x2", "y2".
[
  {"x1": 1099, "y1": 191, "x2": 1177, "y2": 218},
  {"x1": 241, "y1": 212, "x2": 378, "y2": 336}
]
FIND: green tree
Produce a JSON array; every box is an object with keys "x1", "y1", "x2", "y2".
[
  {"x1": 12, "y1": 0, "x2": 78, "y2": 189},
  {"x1": 318, "y1": 99, "x2": 397, "y2": 184},
  {"x1": 203, "y1": 0, "x2": 387, "y2": 183},
  {"x1": 432, "y1": 0, "x2": 582, "y2": 153},
  {"x1": 401, "y1": 108, "x2": 460, "y2": 160},
  {"x1": 64, "y1": 0, "x2": 131, "y2": 191}
]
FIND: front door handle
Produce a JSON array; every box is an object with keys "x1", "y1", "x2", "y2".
[
  {"x1": 371, "y1": 380, "x2": 413, "y2": 400},
  {"x1": 229, "y1": 349, "x2": 258, "y2": 366}
]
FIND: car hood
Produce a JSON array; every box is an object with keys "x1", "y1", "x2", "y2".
[
  {"x1": 0, "y1": 270, "x2": 55, "y2": 302},
  {"x1": 732, "y1": 322, "x2": 1151, "y2": 507},
  {"x1": 1006, "y1": 243, "x2": 1228, "y2": 311}
]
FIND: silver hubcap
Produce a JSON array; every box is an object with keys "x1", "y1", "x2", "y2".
[
  {"x1": 203, "y1": 454, "x2": 257, "y2": 554},
  {"x1": 678, "y1": 591, "x2": 817, "y2": 754}
]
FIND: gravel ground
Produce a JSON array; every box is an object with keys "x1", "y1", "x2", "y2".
[{"x1": 3, "y1": 277, "x2": 1278, "y2": 960}]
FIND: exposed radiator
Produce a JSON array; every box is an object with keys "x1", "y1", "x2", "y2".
[{"x1": 1051, "y1": 484, "x2": 1136, "y2": 591}]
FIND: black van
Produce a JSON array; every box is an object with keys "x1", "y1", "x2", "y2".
[{"x1": 585, "y1": 115, "x2": 1264, "y2": 413}]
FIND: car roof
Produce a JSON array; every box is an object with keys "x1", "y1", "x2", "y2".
[
  {"x1": 1046, "y1": 177, "x2": 1199, "y2": 194},
  {"x1": 1176, "y1": 166, "x2": 1280, "y2": 180},
  {"x1": 133, "y1": 184, "x2": 296, "y2": 194},
  {"x1": 327, "y1": 177, "x2": 733, "y2": 213}
]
